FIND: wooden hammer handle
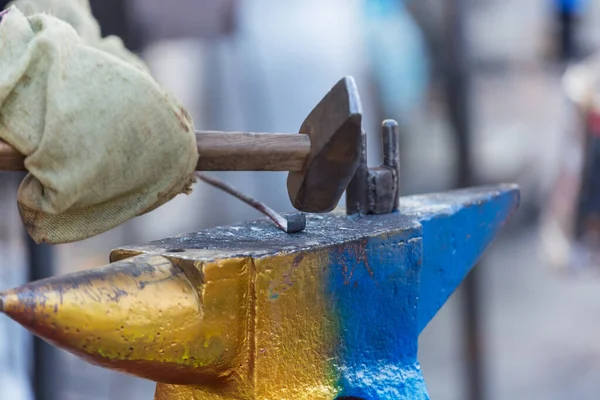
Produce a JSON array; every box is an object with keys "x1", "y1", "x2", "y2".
[{"x1": 0, "y1": 131, "x2": 311, "y2": 172}]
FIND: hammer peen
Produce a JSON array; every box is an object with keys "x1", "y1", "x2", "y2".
[{"x1": 0, "y1": 77, "x2": 363, "y2": 213}]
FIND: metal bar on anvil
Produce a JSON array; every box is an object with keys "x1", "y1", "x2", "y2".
[{"x1": 0, "y1": 184, "x2": 519, "y2": 400}]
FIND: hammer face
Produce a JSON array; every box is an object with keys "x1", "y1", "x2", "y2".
[{"x1": 287, "y1": 76, "x2": 363, "y2": 213}]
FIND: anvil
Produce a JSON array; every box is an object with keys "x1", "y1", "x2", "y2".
[{"x1": 0, "y1": 185, "x2": 518, "y2": 399}]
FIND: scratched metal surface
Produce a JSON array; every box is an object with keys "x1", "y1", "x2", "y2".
[
  {"x1": 114, "y1": 184, "x2": 520, "y2": 340},
  {"x1": 113, "y1": 184, "x2": 519, "y2": 262}
]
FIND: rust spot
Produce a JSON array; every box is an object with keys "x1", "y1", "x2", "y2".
[{"x1": 335, "y1": 238, "x2": 374, "y2": 286}]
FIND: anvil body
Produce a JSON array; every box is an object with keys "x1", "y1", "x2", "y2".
[{"x1": 0, "y1": 185, "x2": 519, "y2": 400}]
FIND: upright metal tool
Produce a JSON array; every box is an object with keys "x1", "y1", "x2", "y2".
[{"x1": 346, "y1": 120, "x2": 400, "y2": 215}]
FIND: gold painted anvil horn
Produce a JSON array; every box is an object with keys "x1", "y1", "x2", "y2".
[{"x1": 0, "y1": 253, "x2": 252, "y2": 386}]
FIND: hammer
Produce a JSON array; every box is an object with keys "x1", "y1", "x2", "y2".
[{"x1": 0, "y1": 77, "x2": 363, "y2": 214}]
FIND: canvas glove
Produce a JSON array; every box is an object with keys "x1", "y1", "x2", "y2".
[{"x1": 0, "y1": 4, "x2": 199, "y2": 244}]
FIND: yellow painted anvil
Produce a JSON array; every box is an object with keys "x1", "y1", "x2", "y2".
[{"x1": 0, "y1": 185, "x2": 519, "y2": 399}]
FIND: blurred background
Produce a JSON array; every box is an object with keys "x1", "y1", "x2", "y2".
[{"x1": 2, "y1": 0, "x2": 600, "y2": 399}]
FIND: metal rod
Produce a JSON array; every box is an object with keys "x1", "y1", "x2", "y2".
[
  {"x1": 382, "y1": 120, "x2": 399, "y2": 169},
  {"x1": 382, "y1": 120, "x2": 400, "y2": 211},
  {"x1": 196, "y1": 173, "x2": 305, "y2": 233}
]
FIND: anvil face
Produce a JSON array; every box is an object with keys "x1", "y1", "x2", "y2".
[{"x1": 0, "y1": 185, "x2": 519, "y2": 400}]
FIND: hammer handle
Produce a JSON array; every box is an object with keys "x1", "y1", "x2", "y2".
[{"x1": 0, "y1": 132, "x2": 311, "y2": 172}]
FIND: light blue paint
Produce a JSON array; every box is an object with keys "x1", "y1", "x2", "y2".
[{"x1": 324, "y1": 185, "x2": 519, "y2": 399}]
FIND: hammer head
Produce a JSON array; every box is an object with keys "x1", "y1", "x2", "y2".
[{"x1": 287, "y1": 77, "x2": 363, "y2": 213}]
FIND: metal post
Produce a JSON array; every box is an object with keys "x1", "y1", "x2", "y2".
[
  {"x1": 10, "y1": 171, "x2": 59, "y2": 400},
  {"x1": 5, "y1": 171, "x2": 58, "y2": 400},
  {"x1": 25, "y1": 233, "x2": 58, "y2": 400},
  {"x1": 443, "y1": 1, "x2": 485, "y2": 399}
]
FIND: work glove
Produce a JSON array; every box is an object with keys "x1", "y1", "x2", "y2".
[
  {"x1": 0, "y1": 3, "x2": 199, "y2": 244},
  {"x1": 8, "y1": 0, "x2": 147, "y2": 70}
]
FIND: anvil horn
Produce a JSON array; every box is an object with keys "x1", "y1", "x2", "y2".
[{"x1": 0, "y1": 254, "x2": 252, "y2": 385}]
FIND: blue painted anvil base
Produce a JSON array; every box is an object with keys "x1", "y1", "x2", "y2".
[{"x1": 332, "y1": 184, "x2": 519, "y2": 399}]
